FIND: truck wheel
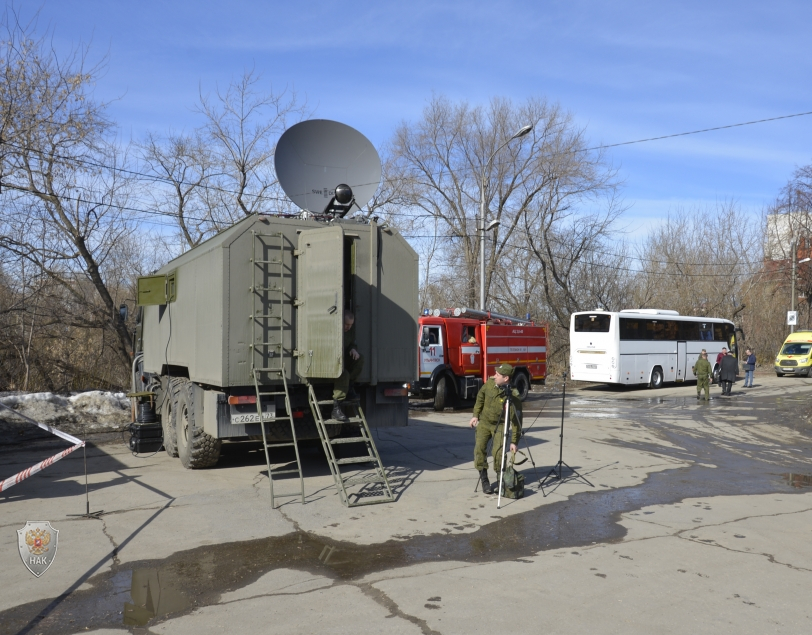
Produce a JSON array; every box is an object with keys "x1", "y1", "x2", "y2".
[
  {"x1": 513, "y1": 372, "x2": 530, "y2": 401},
  {"x1": 434, "y1": 376, "x2": 450, "y2": 411},
  {"x1": 174, "y1": 380, "x2": 221, "y2": 469},
  {"x1": 161, "y1": 379, "x2": 179, "y2": 457},
  {"x1": 649, "y1": 367, "x2": 664, "y2": 389}
]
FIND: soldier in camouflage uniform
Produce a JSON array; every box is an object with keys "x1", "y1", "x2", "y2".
[
  {"x1": 693, "y1": 350, "x2": 712, "y2": 401},
  {"x1": 332, "y1": 311, "x2": 363, "y2": 423},
  {"x1": 469, "y1": 363, "x2": 522, "y2": 494}
]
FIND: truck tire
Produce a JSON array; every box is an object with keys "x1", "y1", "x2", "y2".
[
  {"x1": 513, "y1": 372, "x2": 530, "y2": 401},
  {"x1": 649, "y1": 366, "x2": 664, "y2": 389},
  {"x1": 434, "y1": 376, "x2": 450, "y2": 411},
  {"x1": 161, "y1": 379, "x2": 179, "y2": 457},
  {"x1": 174, "y1": 380, "x2": 221, "y2": 469}
]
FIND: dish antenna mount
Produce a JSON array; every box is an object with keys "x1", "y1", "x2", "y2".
[{"x1": 275, "y1": 119, "x2": 382, "y2": 217}]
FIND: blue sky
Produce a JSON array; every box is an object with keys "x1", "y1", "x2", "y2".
[{"x1": 24, "y1": 0, "x2": 812, "y2": 233}]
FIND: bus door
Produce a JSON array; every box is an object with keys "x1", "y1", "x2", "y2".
[{"x1": 677, "y1": 341, "x2": 687, "y2": 381}]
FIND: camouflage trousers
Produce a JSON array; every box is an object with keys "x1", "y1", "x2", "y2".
[
  {"x1": 697, "y1": 377, "x2": 710, "y2": 400},
  {"x1": 474, "y1": 420, "x2": 508, "y2": 474},
  {"x1": 333, "y1": 354, "x2": 364, "y2": 401}
]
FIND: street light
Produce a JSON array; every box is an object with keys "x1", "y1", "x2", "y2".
[{"x1": 479, "y1": 124, "x2": 533, "y2": 310}]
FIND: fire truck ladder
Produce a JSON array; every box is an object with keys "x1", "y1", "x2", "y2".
[
  {"x1": 251, "y1": 230, "x2": 304, "y2": 509},
  {"x1": 306, "y1": 384, "x2": 395, "y2": 507}
]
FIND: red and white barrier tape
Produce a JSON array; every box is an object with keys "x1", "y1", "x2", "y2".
[{"x1": 0, "y1": 402, "x2": 85, "y2": 492}]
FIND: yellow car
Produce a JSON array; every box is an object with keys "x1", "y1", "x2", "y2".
[{"x1": 775, "y1": 331, "x2": 812, "y2": 377}]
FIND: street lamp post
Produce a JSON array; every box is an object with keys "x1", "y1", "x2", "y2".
[{"x1": 479, "y1": 124, "x2": 533, "y2": 310}]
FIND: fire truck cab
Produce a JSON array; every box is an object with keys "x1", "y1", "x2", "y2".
[{"x1": 412, "y1": 308, "x2": 547, "y2": 411}]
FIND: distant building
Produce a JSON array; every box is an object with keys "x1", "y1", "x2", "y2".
[{"x1": 765, "y1": 212, "x2": 812, "y2": 261}]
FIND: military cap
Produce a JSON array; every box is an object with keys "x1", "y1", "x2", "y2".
[{"x1": 495, "y1": 363, "x2": 514, "y2": 377}]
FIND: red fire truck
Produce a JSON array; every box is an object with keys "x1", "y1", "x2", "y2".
[{"x1": 411, "y1": 308, "x2": 547, "y2": 410}]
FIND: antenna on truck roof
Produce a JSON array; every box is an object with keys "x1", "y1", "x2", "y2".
[{"x1": 275, "y1": 119, "x2": 382, "y2": 218}]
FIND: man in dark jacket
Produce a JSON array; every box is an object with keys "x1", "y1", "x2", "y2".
[
  {"x1": 743, "y1": 348, "x2": 756, "y2": 387},
  {"x1": 719, "y1": 350, "x2": 739, "y2": 396}
]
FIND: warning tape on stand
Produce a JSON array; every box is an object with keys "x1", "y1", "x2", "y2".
[{"x1": 0, "y1": 402, "x2": 85, "y2": 493}]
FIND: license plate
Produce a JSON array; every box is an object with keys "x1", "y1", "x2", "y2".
[
  {"x1": 231, "y1": 412, "x2": 276, "y2": 424},
  {"x1": 586, "y1": 364, "x2": 597, "y2": 369},
  {"x1": 231, "y1": 402, "x2": 276, "y2": 424}
]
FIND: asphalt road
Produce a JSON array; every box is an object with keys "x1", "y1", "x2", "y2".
[{"x1": 1, "y1": 372, "x2": 811, "y2": 634}]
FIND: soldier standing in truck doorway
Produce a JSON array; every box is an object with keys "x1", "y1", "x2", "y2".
[
  {"x1": 332, "y1": 310, "x2": 363, "y2": 423},
  {"x1": 469, "y1": 364, "x2": 522, "y2": 494}
]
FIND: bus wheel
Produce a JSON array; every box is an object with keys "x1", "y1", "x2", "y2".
[
  {"x1": 649, "y1": 367, "x2": 664, "y2": 389},
  {"x1": 513, "y1": 372, "x2": 530, "y2": 401},
  {"x1": 434, "y1": 376, "x2": 450, "y2": 411}
]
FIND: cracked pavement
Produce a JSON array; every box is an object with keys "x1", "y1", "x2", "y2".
[{"x1": 1, "y1": 373, "x2": 811, "y2": 634}]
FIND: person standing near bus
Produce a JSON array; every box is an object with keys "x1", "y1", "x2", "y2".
[
  {"x1": 743, "y1": 348, "x2": 756, "y2": 387},
  {"x1": 720, "y1": 349, "x2": 738, "y2": 396},
  {"x1": 693, "y1": 351, "x2": 712, "y2": 400},
  {"x1": 714, "y1": 347, "x2": 727, "y2": 386}
]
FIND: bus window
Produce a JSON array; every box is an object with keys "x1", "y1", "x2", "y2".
[
  {"x1": 713, "y1": 324, "x2": 725, "y2": 341},
  {"x1": 619, "y1": 318, "x2": 641, "y2": 340},
  {"x1": 698, "y1": 323, "x2": 713, "y2": 341},
  {"x1": 678, "y1": 321, "x2": 699, "y2": 340},
  {"x1": 574, "y1": 314, "x2": 611, "y2": 332}
]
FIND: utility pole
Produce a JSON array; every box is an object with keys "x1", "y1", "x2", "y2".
[
  {"x1": 478, "y1": 124, "x2": 533, "y2": 310},
  {"x1": 791, "y1": 238, "x2": 797, "y2": 334}
]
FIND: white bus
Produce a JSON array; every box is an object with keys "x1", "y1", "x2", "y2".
[{"x1": 570, "y1": 309, "x2": 737, "y2": 387}]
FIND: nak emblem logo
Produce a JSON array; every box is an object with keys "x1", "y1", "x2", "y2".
[{"x1": 17, "y1": 521, "x2": 59, "y2": 577}]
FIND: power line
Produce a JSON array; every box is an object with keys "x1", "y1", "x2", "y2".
[
  {"x1": 1, "y1": 180, "x2": 789, "y2": 277},
  {"x1": 587, "y1": 110, "x2": 812, "y2": 151},
  {"x1": 3, "y1": 108, "x2": 811, "y2": 204}
]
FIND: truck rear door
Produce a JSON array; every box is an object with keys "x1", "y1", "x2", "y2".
[{"x1": 296, "y1": 226, "x2": 344, "y2": 379}]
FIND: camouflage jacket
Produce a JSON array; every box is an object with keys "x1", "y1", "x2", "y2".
[
  {"x1": 473, "y1": 378, "x2": 522, "y2": 442},
  {"x1": 693, "y1": 357, "x2": 712, "y2": 379}
]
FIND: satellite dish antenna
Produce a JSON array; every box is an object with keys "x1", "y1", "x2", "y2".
[{"x1": 275, "y1": 119, "x2": 382, "y2": 217}]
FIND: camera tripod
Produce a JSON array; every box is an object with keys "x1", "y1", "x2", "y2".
[{"x1": 539, "y1": 371, "x2": 593, "y2": 493}]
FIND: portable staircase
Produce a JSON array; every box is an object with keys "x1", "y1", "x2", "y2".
[
  {"x1": 306, "y1": 384, "x2": 395, "y2": 507},
  {"x1": 250, "y1": 230, "x2": 305, "y2": 508}
]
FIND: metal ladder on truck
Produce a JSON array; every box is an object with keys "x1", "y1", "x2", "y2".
[
  {"x1": 306, "y1": 385, "x2": 395, "y2": 507},
  {"x1": 250, "y1": 230, "x2": 305, "y2": 508}
]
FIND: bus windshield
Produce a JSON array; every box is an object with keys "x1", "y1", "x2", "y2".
[
  {"x1": 781, "y1": 342, "x2": 812, "y2": 356},
  {"x1": 574, "y1": 314, "x2": 611, "y2": 332}
]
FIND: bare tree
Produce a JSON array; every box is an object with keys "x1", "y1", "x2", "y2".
[
  {"x1": 197, "y1": 70, "x2": 307, "y2": 218},
  {"x1": 0, "y1": 7, "x2": 136, "y2": 381},
  {"x1": 389, "y1": 95, "x2": 624, "y2": 320},
  {"x1": 139, "y1": 131, "x2": 221, "y2": 248}
]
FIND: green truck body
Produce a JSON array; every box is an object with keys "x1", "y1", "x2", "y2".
[{"x1": 134, "y1": 213, "x2": 418, "y2": 463}]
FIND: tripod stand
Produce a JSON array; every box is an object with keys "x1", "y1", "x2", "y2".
[{"x1": 539, "y1": 371, "x2": 593, "y2": 492}]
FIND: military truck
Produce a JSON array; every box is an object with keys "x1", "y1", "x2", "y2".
[{"x1": 132, "y1": 121, "x2": 418, "y2": 479}]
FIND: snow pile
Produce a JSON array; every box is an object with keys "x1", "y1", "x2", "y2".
[{"x1": 0, "y1": 390, "x2": 132, "y2": 443}]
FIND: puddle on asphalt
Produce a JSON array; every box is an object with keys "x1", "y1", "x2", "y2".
[{"x1": 4, "y1": 392, "x2": 812, "y2": 635}]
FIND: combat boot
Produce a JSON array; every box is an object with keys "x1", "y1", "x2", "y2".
[
  {"x1": 479, "y1": 469, "x2": 492, "y2": 494},
  {"x1": 331, "y1": 400, "x2": 349, "y2": 423}
]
